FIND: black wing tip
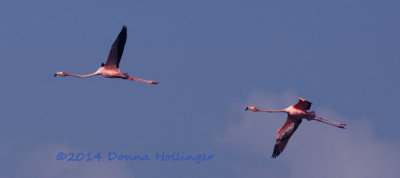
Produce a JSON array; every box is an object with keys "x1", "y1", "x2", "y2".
[
  {"x1": 271, "y1": 150, "x2": 280, "y2": 158},
  {"x1": 118, "y1": 26, "x2": 127, "y2": 37},
  {"x1": 272, "y1": 149, "x2": 280, "y2": 159},
  {"x1": 306, "y1": 101, "x2": 312, "y2": 110}
]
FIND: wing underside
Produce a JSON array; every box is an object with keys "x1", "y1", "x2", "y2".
[
  {"x1": 272, "y1": 118, "x2": 302, "y2": 158},
  {"x1": 104, "y1": 26, "x2": 127, "y2": 69}
]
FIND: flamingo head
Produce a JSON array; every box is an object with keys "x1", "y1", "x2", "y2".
[
  {"x1": 54, "y1": 72, "x2": 67, "y2": 77},
  {"x1": 245, "y1": 106, "x2": 258, "y2": 111},
  {"x1": 150, "y1": 81, "x2": 158, "y2": 84}
]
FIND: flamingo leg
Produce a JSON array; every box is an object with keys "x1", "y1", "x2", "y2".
[
  {"x1": 315, "y1": 116, "x2": 347, "y2": 126},
  {"x1": 128, "y1": 77, "x2": 158, "y2": 84},
  {"x1": 312, "y1": 118, "x2": 345, "y2": 129}
]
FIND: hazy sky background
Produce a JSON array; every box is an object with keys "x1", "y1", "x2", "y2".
[{"x1": 1, "y1": 0, "x2": 399, "y2": 177}]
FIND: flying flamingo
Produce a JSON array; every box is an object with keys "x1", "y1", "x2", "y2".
[
  {"x1": 54, "y1": 26, "x2": 158, "y2": 84},
  {"x1": 245, "y1": 98, "x2": 346, "y2": 158}
]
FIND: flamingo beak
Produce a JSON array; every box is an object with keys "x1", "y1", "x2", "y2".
[
  {"x1": 54, "y1": 72, "x2": 67, "y2": 77},
  {"x1": 151, "y1": 81, "x2": 158, "y2": 84},
  {"x1": 245, "y1": 106, "x2": 257, "y2": 111}
]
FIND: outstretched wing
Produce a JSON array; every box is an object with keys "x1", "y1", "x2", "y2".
[
  {"x1": 272, "y1": 118, "x2": 302, "y2": 158},
  {"x1": 293, "y1": 98, "x2": 312, "y2": 111},
  {"x1": 104, "y1": 26, "x2": 127, "y2": 69}
]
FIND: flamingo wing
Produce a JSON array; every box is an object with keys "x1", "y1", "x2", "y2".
[
  {"x1": 293, "y1": 98, "x2": 312, "y2": 111},
  {"x1": 104, "y1": 26, "x2": 127, "y2": 69},
  {"x1": 272, "y1": 118, "x2": 302, "y2": 158}
]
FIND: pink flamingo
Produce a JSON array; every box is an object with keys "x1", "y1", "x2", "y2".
[
  {"x1": 245, "y1": 98, "x2": 346, "y2": 158},
  {"x1": 54, "y1": 26, "x2": 158, "y2": 84}
]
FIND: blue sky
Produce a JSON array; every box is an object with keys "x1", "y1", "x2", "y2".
[{"x1": 1, "y1": 0, "x2": 400, "y2": 177}]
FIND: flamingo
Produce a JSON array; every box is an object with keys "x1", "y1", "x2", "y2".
[
  {"x1": 54, "y1": 26, "x2": 158, "y2": 84},
  {"x1": 245, "y1": 98, "x2": 346, "y2": 158}
]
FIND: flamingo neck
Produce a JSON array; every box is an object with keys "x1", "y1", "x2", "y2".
[
  {"x1": 257, "y1": 109, "x2": 286, "y2": 113},
  {"x1": 66, "y1": 73, "x2": 97, "y2": 78}
]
